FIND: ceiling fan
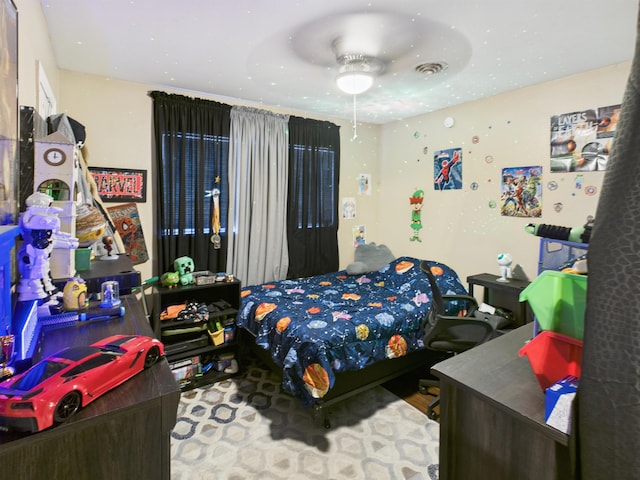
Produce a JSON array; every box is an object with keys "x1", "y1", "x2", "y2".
[
  {"x1": 291, "y1": 11, "x2": 465, "y2": 96},
  {"x1": 289, "y1": 10, "x2": 466, "y2": 135}
]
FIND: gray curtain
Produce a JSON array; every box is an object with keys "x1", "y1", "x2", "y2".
[{"x1": 226, "y1": 106, "x2": 290, "y2": 286}]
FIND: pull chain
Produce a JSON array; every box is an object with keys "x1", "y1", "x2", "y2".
[{"x1": 351, "y1": 94, "x2": 358, "y2": 141}]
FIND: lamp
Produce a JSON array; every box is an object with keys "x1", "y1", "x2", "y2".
[{"x1": 336, "y1": 71, "x2": 374, "y2": 95}]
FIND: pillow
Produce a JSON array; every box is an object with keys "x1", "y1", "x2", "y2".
[{"x1": 346, "y1": 243, "x2": 395, "y2": 275}]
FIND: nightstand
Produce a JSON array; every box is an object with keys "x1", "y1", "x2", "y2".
[{"x1": 467, "y1": 273, "x2": 532, "y2": 327}]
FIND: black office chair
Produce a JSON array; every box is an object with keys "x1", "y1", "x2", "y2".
[{"x1": 418, "y1": 261, "x2": 507, "y2": 420}]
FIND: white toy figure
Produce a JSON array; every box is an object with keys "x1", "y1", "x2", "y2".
[
  {"x1": 17, "y1": 193, "x2": 79, "y2": 305},
  {"x1": 497, "y1": 253, "x2": 513, "y2": 283}
]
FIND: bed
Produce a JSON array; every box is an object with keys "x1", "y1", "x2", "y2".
[{"x1": 237, "y1": 255, "x2": 468, "y2": 425}]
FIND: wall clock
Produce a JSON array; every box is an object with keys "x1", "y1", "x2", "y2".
[{"x1": 44, "y1": 147, "x2": 67, "y2": 166}]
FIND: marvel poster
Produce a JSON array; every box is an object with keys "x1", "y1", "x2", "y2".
[{"x1": 500, "y1": 166, "x2": 542, "y2": 217}]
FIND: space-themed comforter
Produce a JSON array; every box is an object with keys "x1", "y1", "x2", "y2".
[{"x1": 237, "y1": 256, "x2": 467, "y2": 405}]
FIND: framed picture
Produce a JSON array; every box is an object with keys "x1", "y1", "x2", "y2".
[
  {"x1": 88, "y1": 167, "x2": 147, "y2": 203},
  {"x1": 0, "y1": 0, "x2": 18, "y2": 224}
]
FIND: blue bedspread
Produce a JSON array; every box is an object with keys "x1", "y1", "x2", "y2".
[{"x1": 238, "y1": 256, "x2": 467, "y2": 405}]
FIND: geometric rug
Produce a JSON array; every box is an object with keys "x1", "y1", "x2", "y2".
[{"x1": 171, "y1": 363, "x2": 440, "y2": 479}]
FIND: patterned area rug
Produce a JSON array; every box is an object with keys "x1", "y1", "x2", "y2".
[{"x1": 171, "y1": 364, "x2": 440, "y2": 479}]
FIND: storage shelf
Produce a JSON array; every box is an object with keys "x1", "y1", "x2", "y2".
[
  {"x1": 159, "y1": 308, "x2": 237, "y2": 330},
  {"x1": 153, "y1": 280, "x2": 241, "y2": 390},
  {"x1": 165, "y1": 341, "x2": 236, "y2": 363},
  {"x1": 177, "y1": 368, "x2": 236, "y2": 391}
]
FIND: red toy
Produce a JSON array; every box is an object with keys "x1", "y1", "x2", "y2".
[{"x1": 0, "y1": 335, "x2": 164, "y2": 432}]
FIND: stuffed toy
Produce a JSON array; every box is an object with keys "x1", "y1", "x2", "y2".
[
  {"x1": 346, "y1": 243, "x2": 395, "y2": 275},
  {"x1": 160, "y1": 271, "x2": 179, "y2": 288},
  {"x1": 174, "y1": 256, "x2": 195, "y2": 285}
]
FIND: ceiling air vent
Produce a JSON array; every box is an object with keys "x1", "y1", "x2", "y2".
[{"x1": 415, "y1": 62, "x2": 448, "y2": 76}]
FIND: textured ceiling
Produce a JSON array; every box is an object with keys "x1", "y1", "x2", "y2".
[{"x1": 40, "y1": 0, "x2": 638, "y2": 124}]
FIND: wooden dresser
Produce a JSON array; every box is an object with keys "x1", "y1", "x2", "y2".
[
  {"x1": 432, "y1": 324, "x2": 575, "y2": 480},
  {"x1": 0, "y1": 295, "x2": 181, "y2": 480}
]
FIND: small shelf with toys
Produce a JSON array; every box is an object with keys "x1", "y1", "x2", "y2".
[{"x1": 152, "y1": 261, "x2": 241, "y2": 391}]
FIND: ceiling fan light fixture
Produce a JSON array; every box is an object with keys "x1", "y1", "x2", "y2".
[
  {"x1": 333, "y1": 48, "x2": 384, "y2": 95},
  {"x1": 336, "y1": 71, "x2": 374, "y2": 95}
]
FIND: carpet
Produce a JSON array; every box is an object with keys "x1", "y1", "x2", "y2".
[{"x1": 171, "y1": 363, "x2": 440, "y2": 479}]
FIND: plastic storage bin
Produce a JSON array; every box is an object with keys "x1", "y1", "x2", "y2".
[
  {"x1": 519, "y1": 331, "x2": 583, "y2": 391},
  {"x1": 537, "y1": 238, "x2": 588, "y2": 273},
  {"x1": 519, "y1": 270, "x2": 587, "y2": 340}
]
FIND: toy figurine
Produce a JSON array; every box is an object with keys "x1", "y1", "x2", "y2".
[
  {"x1": 17, "y1": 193, "x2": 77, "y2": 304},
  {"x1": 100, "y1": 235, "x2": 117, "y2": 261},
  {"x1": 174, "y1": 256, "x2": 195, "y2": 285},
  {"x1": 63, "y1": 277, "x2": 88, "y2": 310},
  {"x1": 497, "y1": 253, "x2": 513, "y2": 283},
  {"x1": 100, "y1": 281, "x2": 121, "y2": 307},
  {"x1": 161, "y1": 271, "x2": 180, "y2": 288}
]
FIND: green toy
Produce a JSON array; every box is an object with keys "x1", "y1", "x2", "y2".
[
  {"x1": 160, "y1": 271, "x2": 180, "y2": 288},
  {"x1": 174, "y1": 256, "x2": 195, "y2": 285}
]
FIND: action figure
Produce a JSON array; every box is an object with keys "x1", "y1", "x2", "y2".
[{"x1": 17, "y1": 193, "x2": 78, "y2": 305}]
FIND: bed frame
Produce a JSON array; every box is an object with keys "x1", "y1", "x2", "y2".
[{"x1": 239, "y1": 328, "x2": 449, "y2": 428}]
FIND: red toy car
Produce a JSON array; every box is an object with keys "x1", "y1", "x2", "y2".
[{"x1": 0, "y1": 335, "x2": 164, "y2": 432}]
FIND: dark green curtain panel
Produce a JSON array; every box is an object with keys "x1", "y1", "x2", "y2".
[
  {"x1": 578, "y1": 6, "x2": 640, "y2": 477},
  {"x1": 287, "y1": 117, "x2": 340, "y2": 278},
  {"x1": 150, "y1": 91, "x2": 231, "y2": 274}
]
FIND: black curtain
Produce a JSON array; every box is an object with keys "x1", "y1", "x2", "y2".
[
  {"x1": 150, "y1": 91, "x2": 231, "y2": 274},
  {"x1": 287, "y1": 116, "x2": 340, "y2": 278}
]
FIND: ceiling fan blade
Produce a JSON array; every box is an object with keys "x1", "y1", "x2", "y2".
[{"x1": 292, "y1": 11, "x2": 424, "y2": 67}]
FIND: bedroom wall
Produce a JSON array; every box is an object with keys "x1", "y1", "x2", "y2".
[
  {"x1": 15, "y1": 0, "x2": 59, "y2": 109},
  {"x1": 376, "y1": 62, "x2": 631, "y2": 284},
  {"x1": 54, "y1": 70, "x2": 382, "y2": 282},
  {"x1": 15, "y1": 0, "x2": 382, "y2": 283},
  {"x1": 16, "y1": 1, "x2": 631, "y2": 288}
]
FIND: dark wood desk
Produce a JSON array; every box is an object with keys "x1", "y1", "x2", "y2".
[
  {"x1": 0, "y1": 295, "x2": 181, "y2": 480},
  {"x1": 432, "y1": 325, "x2": 575, "y2": 480},
  {"x1": 467, "y1": 273, "x2": 532, "y2": 326}
]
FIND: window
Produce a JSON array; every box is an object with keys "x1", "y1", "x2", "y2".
[
  {"x1": 14, "y1": 360, "x2": 67, "y2": 390},
  {"x1": 63, "y1": 355, "x2": 116, "y2": 377},
  {"x1": 151, "y1": 92, "x2": 340, "y2": 278},
  {"x1": 159, "y1": 132, "x2": 229, "y2": 237},
  {"x1": 289, "y1": 145, "x2": 338, "y2": 229}
]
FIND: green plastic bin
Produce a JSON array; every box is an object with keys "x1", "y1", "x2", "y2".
[{"x1": 519, "y1": 270, "x2": 587, "y2": 340}]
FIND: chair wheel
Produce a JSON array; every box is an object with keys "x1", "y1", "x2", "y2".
[{"x1": 427, "y1": 409, "x2": 439, "y2": 420}]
